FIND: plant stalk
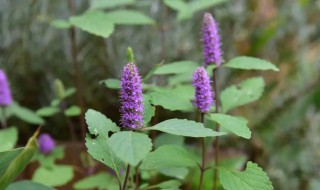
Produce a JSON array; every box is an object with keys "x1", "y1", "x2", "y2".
[
  {"x1": 212, "y1": 68, "x2": 220, "y2": 190},
  {"x1": 1, "y1": 106, "x2": 7, "y2": 128},
  {"x1": 198, "y1": 112, "x2": 206, "y2": 190},
  {"x1": 135, "y1": 166, "x2": 140, "y2": 190},
  {"x1": 67, "y1": 0, "x2": 86, "y2": 140},
  {"x1": 122, "y1": 164, "x2": 131, "y2": 190}
]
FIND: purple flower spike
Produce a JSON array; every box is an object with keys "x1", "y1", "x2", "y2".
[
  {"x1": 120, "y1": 62, "x2": 143, "y2": 129},
  {"x1": 0, "y1": 69, "x2": 12, "y2": 106},
  {"x1": 202, "y1": 13, "x2": 222, "y2": 66},
  {"x1": 38, "y1": 133, "x2": 55, "y2": 154},
  {"x1": 193, "y1": 67, "x2": 214, "y2": 113}
]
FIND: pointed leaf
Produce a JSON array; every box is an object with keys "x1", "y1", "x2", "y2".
[
  {"x1": 221, "y1": 77, "x2": 265, "y2": 113},
  {"x1": 64, "y1": 105, "x2": 81, "y2": 117},
  {"x1": 0, "y1": 127, "x2": 18, "y2": 151},
  {"x1": 6, "y1": 180, "x2": 54, "y2": 190},
  {"x1": 219, "y1": 161, "x2": 273, "y2": 190},
  {"x1": 154, "y1": 61, "x2": 198, "y2": 75},
  {"x1": 9, "y1": 103, "x2": 45, "y2": 125},
  {"x1": 146, "y1": 119, "x2": 225, "y2": 137},
  {"x1": 104, "y1": 10, "x2": 155, "y2": 25},
  {"x1": 85, "y1": 109, "x2": 123, "y2": 176},
  {"x1": 100, "y1": 78, "x2": 121, "y2": 89},
  {"x1": 143, "y1": 95, "x2": 155, "y2": 124},
  {"x1": 36, "y1": 107, "x2": 60, "y2": 117},
  {"x1": 224, "y1": 56, "x2": 279, "y2": 71},
  {"x1": 90, "y1": 0, "x2": 135, "y2": 9},
  {"x1": 109, "y1": 131, "x2": 152, "y2": 166},
  {"x1": 70, "y1": 11, "x2": 115, "y2": 38},
  {"x1": 73, "y1": 172, "x2": 118, "y2": 190},
  {"x1": 32, "y1": 165, "x2": 74, "y2": 187},
  {"x1": 140, "y1": 145, "x2": 197, "y2": 170},
  {"x1": 0, "y1": 130, "x2": 39, "y2": 189},
  {"x1": 50, "y1": 19, "x2": 71, "y2": 29},
  {"x1": 207, "y1": 114, "x2": 251, "y2": 139}
]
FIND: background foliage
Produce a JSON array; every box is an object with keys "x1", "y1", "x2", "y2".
[{"x1": 0, "y1": 0, "x2": 320, "y2": 189}]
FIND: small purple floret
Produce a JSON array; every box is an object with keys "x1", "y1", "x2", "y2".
[
  {"x1": 0, "y1": 69, "x2": 13, "y2": 106},
  {"x1": 120, "y1": 62, "x2": 143, "y2": 129},
  {"x1": 202, "y1": 13, "x2": 222, "y2": 66},
  {"x1": 38, "y1": 133, "x2": 55, "y2": 154},
  {"x1": 193, "y1": 67, "x2": 214, "y2": 113}
]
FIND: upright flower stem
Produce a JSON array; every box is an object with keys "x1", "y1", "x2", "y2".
[
  {"x1": 1, "y1": 106, "x2": 7, "y2": 128},
  {"x1": 212, "y1": 68, "x2": 220, "y2": 190},
  {"x1": 122, "y1": 164, "x2": 131, "y2": 190},
  {"x1": 135, "y1": 166, "x2": 140, "y2": 190},
  {"x1": 67, "y1": 0, "x2": 86, "y2": 140},
  {"x1": 198, "y1": 112, "x2": 206, "y2": 190}
]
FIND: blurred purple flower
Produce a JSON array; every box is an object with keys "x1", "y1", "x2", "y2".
[
  {"x1": 38, "y1": 133, "x2": 55, "y2": 154},
  {"x1": 202, "y1": 13, "x2": 222, "y2": 66},
  {"x1": 193, "y1": 67, "x2": 214, "y2": 113},
  {"x1": 120, "y1": 62, "x2": 143, "y2": 129},
  {"x1": 0, "y1": 69, "x2": 12, "y2": 106}
]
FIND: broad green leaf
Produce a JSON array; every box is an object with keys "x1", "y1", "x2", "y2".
[
  {"x1": 140, "y1": 145, "x2": 197, "y2": 170},
  {"x1": 69, "y1": 11, "x2": 115, "y2": 38},
  {"x1": 64, "y1": 105, "x2": 81, "y2": 116},
  {"x1": 36, "y1": 107, "x2": 60, "y2": 117},
  {"x1": 221, "y1": 77, "x2": 265, "y2": 113},
  {"x1": 9, "y1": 103, "x2": 45, "y2": 125},
  {"x1": 73, "y1": 172, "x2": 118, "y2": 190},
  {"x1": 207, "y1": 114, "x2": 251, "y2": 139},
  {"x1": 6, "y1": 180, "x2": 54, "y2": 190},
  {"x1": 63, "y1": 87, "x2": 76, "y2": 98},
  {"x1": 32, "y1": 165, "x2": 74, "y2": 187},
  {"x1": 145, "y1": 180, "x2": 182, "y2": 189},
  {"x1": 154, "y1": 61, "x2": 198, "y2": 75},
  {"x1": 224, "y1": 56, "x2": 279, "y2": 71},
  {"x1": 170, "y1": 85, "x2": 194, "y2": 100},
  {"x1": 154, "y1": 133, "x2": 184, "y2": 148},
  {"x1": 0, "y1": 127, "x2": 18, "y2": 151},
  {"x1": 109, "y1": 131, "x2": 152, "y2": 166},
  {"x1": 50, "y1": 99, "x2": 61, "y2": 107},
  {"x1": 159, "y1": 167, "x2": 189, "y2": 180},
  {"x1": 143, "y1": 95, "x2": 155, "y2": 124},
  {"x1": 50, "y1": 19, "x2": 71, "y2": 29},
  {"x1": 0, "y1": 130, "x2": 39, "y2": 189},
  {"x1": 149, "y1": 91, "x2": 194, "y2": 112},
  {"x1": 100, "y1": 78, "x2": 121, "y2": 89},
  {"x1": 85, "y1": 109, "x2": 123, "y2": 177},
  {"x1": 90, "y1": 0, "x2": 135, "y2": 9},
  {"x1": 35, "y1": 146, "x2": 64, "y2": 168},
  {"x1": 190, "y1": 0, "x2": 227, "y2": 13},
  {"x1": 164, "y1": 0, "x2": 187, "y2": 11},
  {"x1": 146, "y1": 119, "x2": 225, "y2": 137},
  {"x1": 219, "y1": 161, "x2": 273, "y2": 190},
  {"x1": 104, "y1": 10, "x2": 155, "y2": 25}
]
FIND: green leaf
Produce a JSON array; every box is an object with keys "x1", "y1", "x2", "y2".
[
  {"x1": 90, "y1": 0, "x2": 135, "y2": 9},
  {"x1": 35, "y1": 146, "x2": 64, "y2": 168},
  {"x1": 104, "y1": 10, "x2": 155, "y2": 25},
  {"x1": 32, "y1": 165, "x2": 74, "y2": 187},
  {"x1": 0, "y1": 130, "x2": 39, "y2": 189},
  {"x1": 140, "y1": 145, "x2": 197, "y2": 170},
  {"x1": 207, "y1": 114, "x2": 251, "y2": 139},
  {"x1": 64, "y1": 105, "x2": 81, "y2": 117},
  {"x1": 85, "y1": 109, "x2": 123, "y2": 176},
  {"x1": 154, "y1": 61, "x2": 198, "y2": 75},
  {"x1": 221, "y1": 77, "x2": 265, "y2": 113},
  {"x1": 63, "y1": 87, "x2": 76, "y2": 98},
  {"x1": 158, "y1": 167, "x2": 189, "y2": 180},
  {"x1": 154, "y1": 133, "x2": 184, "y2": 148},
  {"x1": 73, "y1": 172, "x2": 118, "y2": 190},
  {"x1": 109, "y1": 131, "x2": 152, "y2": 166},
  {"x1": 224, "y1": 56, "x2": 279, "y2": 71},
  {"x1": 50, "y1": 19, "x2": 71, "y2": 29},
  {"x1": 36, "y1": 107, "x2": 60, "y2": 117},
  {"x1": 163, "y1": 0, "x2": 187, "y2": 11},
  {"x1": 189, "y1": 0, "x2": 227, "y2": 13},
  {"x1": 69, "y1": 11, "x2": 115, "y2": 38},
  {"x1": 149, "y1": 91, "x2": 194, "y2": 112},
  {"x1": 6, "y1": 180, "x2": 54, "y2": 190},
  {"x1": 146, "y1": 119, "x2": 225, "y2": 137},
  {"x1": 145, "y1": 180, "x2": 182, "y2": 189},
  {"x1": 143, "y1": 95, "x2": 155, "y2": 124},
  {"x1": 219, "y1": 161, "x2": 273, "y2": 190},
  {"x1": 9, "y1": 103, "x2": 45, "y2": 125},
  {"x1": 100, "y1": 78, "x2": 121, "y2": 89},
  {"x1": 0, "y1": 127, "x2": 18, "y2": 151}
]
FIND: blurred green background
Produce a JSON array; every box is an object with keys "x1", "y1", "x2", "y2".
[{"x1": 1, "y1": 0, "x2": 320, "y2": 189}]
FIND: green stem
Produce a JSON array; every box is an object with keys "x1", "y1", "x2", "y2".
[
  {"x1": 212, "y1": 68, "x2": 220, "y2": 190},
  {"x1": 122, "y1": 164, "x2": 131, "y2": 190},
  {"x1": 198, "y1": 113, "x2": 206, "y2": 190},
  {"x1": 1, "y1": 106, "x2": 7, "y2": 128}
]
